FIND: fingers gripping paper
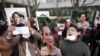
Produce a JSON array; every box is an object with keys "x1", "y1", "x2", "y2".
[{"x1": 12, "y1": 26, "x2": 30, "y2": 35}]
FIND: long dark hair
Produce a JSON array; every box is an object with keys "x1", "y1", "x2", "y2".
[
  {"x1": 12, "y1": 12, "x2": 20, "y2": 25},
  {"x1": 79, "y1": 13, "x2": 87, "y2": 18}
]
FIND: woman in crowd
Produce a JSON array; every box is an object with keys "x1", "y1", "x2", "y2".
[
  {"x1": 41, "y1": 25, "x2": 62, "y2": 56},
  {"x1": 11, "y1": 12, "x2": 25, "y2": 26},
  {"x1": 59, "y1": 25, "x2": 90, "y2": 56},
  {"x1": 77, "y1": 13, "x2": 90, "y2": 45},
  {"x1": 77, "y1": 13, "x2": 90, "y2": 29}
]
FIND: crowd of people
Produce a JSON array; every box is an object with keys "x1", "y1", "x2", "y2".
[{"x1": 0, "y1": 12, "x2": 100, "y2": 56}]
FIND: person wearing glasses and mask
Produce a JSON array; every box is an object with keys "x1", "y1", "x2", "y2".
[
  {"x1": 59, "y1": 25, "x2": 90, "y2": 56},
  {"x1": 41, "y1": 25, "x2": 62, "y2": 56}
]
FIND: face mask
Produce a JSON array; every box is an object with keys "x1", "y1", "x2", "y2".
[
  {"x1": 22, "y1": 34, "x2": 30, "y2": 39},
  {"x1": 66, "y1": 35, "x2": 77, "y2": 41}
]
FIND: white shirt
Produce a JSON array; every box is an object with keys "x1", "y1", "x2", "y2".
[{"x1": 26, "y1": 41, "x2": 31, "y2": 56}]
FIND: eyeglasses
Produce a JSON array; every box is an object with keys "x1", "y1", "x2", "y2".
[
  {"x1": 67, "y1": 29, "x2": 77, "y2": 32},
  {"x1": 44, "y1": 33, "x2": 52, "y2": 36}
]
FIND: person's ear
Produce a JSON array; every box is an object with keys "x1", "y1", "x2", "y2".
[
  {"x1": 78, "y1": 32, "x2": 81, "y2": 35},
  {"x1": 43, "y1": 39, "x2": 45, "y2": 43}
]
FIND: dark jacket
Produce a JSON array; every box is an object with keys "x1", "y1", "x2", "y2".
[
  {"x1": 62, "y1": 27, "x2": 67, "y2": 39},
  {"x1": 96, "y1": 24, "x2": 100, "y2": 40},
  {"x1": 59, "y1": 40, "x2": 90, "y2": 56},
  {"x1": 80, "y1": 28, "x2": 91, "y2": 45}
]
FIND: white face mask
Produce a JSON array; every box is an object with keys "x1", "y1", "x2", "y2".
[
  {"x1": 66, "y1": 35, "x2": 77, "y2": 41},
  {"x1": 22, "y1": 34, "x2": 30, "y2": 39}
]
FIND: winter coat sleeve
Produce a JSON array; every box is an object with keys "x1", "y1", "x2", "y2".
[{"x1": 30, "y1": 28, "x2": 42, "y2": 41}]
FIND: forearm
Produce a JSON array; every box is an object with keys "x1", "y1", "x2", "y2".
[
  {"x1": 7, "y1": 32, "x2": 20, "y2": 46},
  {"x1": 30, "y1": 28, "x2": 42, "y2": 40},
  {"x1": 7, "y1": 31, "x2": 13, "y2": 39}
]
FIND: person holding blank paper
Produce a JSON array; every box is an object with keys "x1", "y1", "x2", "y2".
[{"x1": 7, "y1": 13, "x2": 42, "y2": 56}]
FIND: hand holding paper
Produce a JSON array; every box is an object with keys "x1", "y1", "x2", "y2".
[{"x1": 12, "y1": 26, "x2": 30, "y2": 35}]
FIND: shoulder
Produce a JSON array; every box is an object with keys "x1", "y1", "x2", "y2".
[
  {"x1": 77, "y1": 41, "x2": 85, "y2": 45},
  {"x1": 78, "y1": 41, "x2": 90, "y2": 53},
  {"x1": 59, "y1": 40, "x2": 68, "y2": 48},
  {"x1": 59, "y1": 40, "x2": 66, "y2": 44},
  {"x1": 55, "y1": 46, "x2": 61, "y2": 51},
  {"x1": 77, "y1": 22, "x2": 81, "y2": 25},
  {"x1": 41, "y1": 46, "x2": 47, "y2": 51},
  {"x1": 85, "y1": 21, "x2": 90, "y2": 24},
  {"x1": 54, "y1": 46, "x2": 62, "y2": 55},
  {"x1": 77, "y1": 41, "x2": 88, "y2": 48}
]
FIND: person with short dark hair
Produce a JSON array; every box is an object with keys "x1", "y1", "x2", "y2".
[{"x1": 59, "y1": 25, "x2": 90, "y2": 56}]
